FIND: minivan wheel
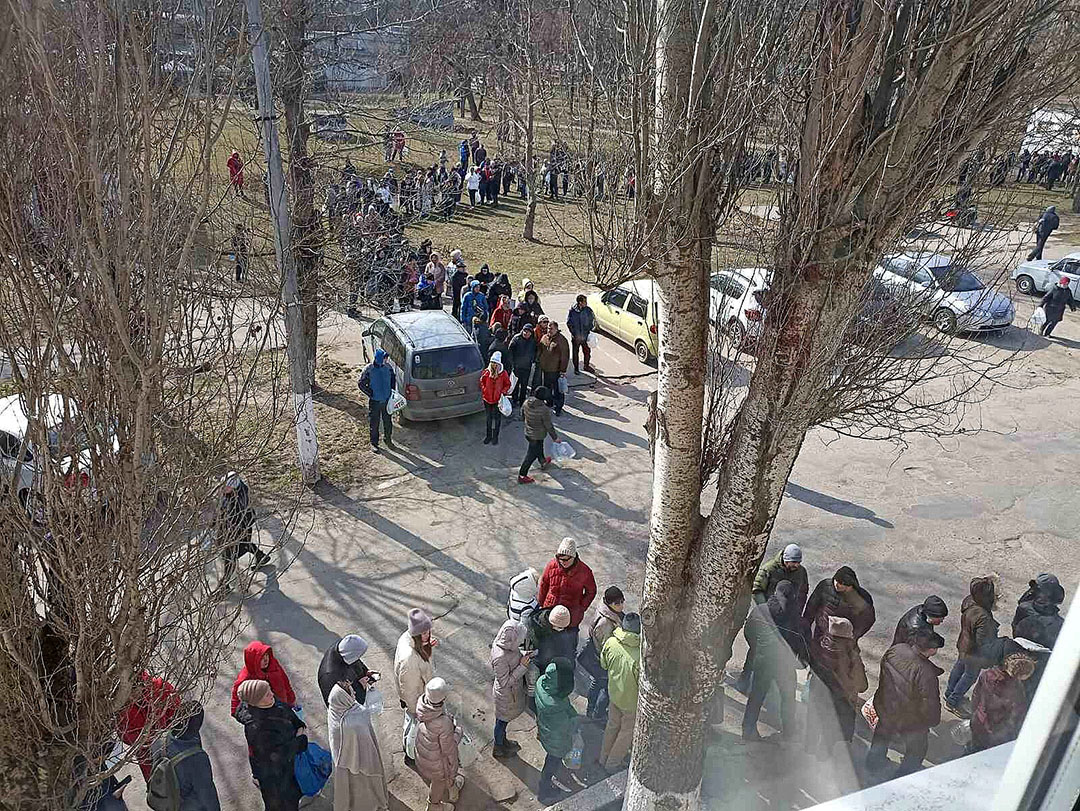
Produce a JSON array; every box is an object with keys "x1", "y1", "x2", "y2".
[
  {"x1": 634, "y1": 340, "x2": 651, "y2": 364},
  {"x1": 933, "y1": 308, "x2": 958, "y2": 335},
  {"x1": 1015, "y1": 275, "x2": 1035, "y2": 295}
]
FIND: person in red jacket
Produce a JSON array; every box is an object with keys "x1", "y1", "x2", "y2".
[
  {"x1": 490, "y1": 295, "x2": 514, "y2": 331},
  {"x1": 227, "y1": 150, "x2": 244, "y2": 195},
  {"x1": 538, "y1": 537, "x2": 598, "y2": 662},
  {"x1": 480, "y1": 351, "x2": 512, "y2": 446},
  {"x1": 230, "y1": 640, "x2": 297, "y2": 716},
  {"x1": 118, "y1": 671, "x2": 181, "y2": 781}
]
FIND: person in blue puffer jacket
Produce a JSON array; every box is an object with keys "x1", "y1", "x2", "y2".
[
  {"x1": 359, "y1": 348, "x2": 397, "y2": 453},
  {"x1": 460, "y1": 280, "x2": 489, "y2": 330}
]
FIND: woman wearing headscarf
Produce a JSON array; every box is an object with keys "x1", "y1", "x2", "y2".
[
  {"x1": 490, "y1": 620, "x2": 535, "y2": 758},
  {"x1": 231, "y1": 641, "x2": 297, "y2": 717},
  {"x1": 806, "y1": 616, "x2": 867, "y2": 758},
  {"x1": 534, "y1": 658, "x2": 578, "y2": 805},
  {"x1": 741, "y1": 581, "x2": 806, "y2": 742},
  {"x1": 318, "y1": 634, "x2": 372, "y2": 706},
  {"x1": 522, "y1": 288, "x2": 544, "y2": 321},
  {"x1": 235, "y1": 679, "x2": 307, "y2": 811},
  {"x1": 969, "y1": 652, "x2": 1037, "y2": 752},
  {"x1": 490, "y1": 273, "x2": 513, "y2": 303},
  {"x1": 479, "y1": 351, "x2": 512, "y2": 445},
  {"x1": 327, "y1": 681, "x2": 388, "y2": 811}
]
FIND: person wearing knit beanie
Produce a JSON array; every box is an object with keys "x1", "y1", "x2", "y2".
[
  {"x1": 425, "y1": 677, "x2": 449, "y2": 704},
  {"x1": 409, "y1": 608, "x2": 433, "y2": 636},
  {"x1": 556, "y1": 536, "x2": 577, "y2": 559},
  {"x1": 237, "y1": 679, "x2": 275, "y2": 708},
  {"x1": 549, "y1": 605, "x2": 571, "y2": 630}
]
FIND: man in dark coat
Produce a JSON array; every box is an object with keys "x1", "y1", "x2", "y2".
[
  {"x1": 149, "y1": 702, "x2": 222, "y2": 811},
  {"x1": 741, "y1": 581, "x2": 808, "y2": 742},
  {"x1": 1028, "y1": 205, "x2": 1060, "y2": 260},
  {"x1": 507, "y1": 323, "x2": 537, "y2": 406},
  {"x1": 945, "y1": 576, "x2": 1002, "y2": 716},
  {"x1": 566, "y1": 295, "x2": 596, "y2": 374},
  {"x1": 866, "y1": 631, "x2": 945, "y2": 775},
  {"x1": 449, "y1": 263, "x2": 469, "y2": 321},
  {"x1": 218, "y1": 472, "x2": 269, "y2": 588},
  {"x1": 892, "y1": 596, "x2": 949, "y2": 646},
  {"x1": 803, "y1": 567, "x2": 875, "y2": 667},
  {"x1": 1013, "y1": 573, "x2": 1065, "y2": 648},
  {"x1": 1039, "y1": 276, "x2": 1076, "y2": 337},
  {"x1": 317, "y1": 634, "x2": 371, "y2": 705}
]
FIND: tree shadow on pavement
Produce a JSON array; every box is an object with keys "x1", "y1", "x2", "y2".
[
  {"x1": 784, "y1": 482, "x2": 894, "y2": 528},
  {"x1": 314, "y1": 479, "x2": 506, "y2": 604}
]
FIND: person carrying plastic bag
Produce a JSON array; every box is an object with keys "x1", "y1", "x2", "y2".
[
  {"x1": 358, "y1": 348, "x2": 397, "y2": 454},
  {"x1": 479, "y1": 351, "x2": 512, "y2": 446}
]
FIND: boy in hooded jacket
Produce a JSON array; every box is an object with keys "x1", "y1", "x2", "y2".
[{"x1": 535, "y1": 659, "x2": 578, "y2": 805}]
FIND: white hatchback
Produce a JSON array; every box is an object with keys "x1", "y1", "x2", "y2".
[
  {"x1": 708, "y1": 267, "x2": 771, "y2": 348},
  {"x1": 1011, "y1": 252, "x2": 1080, "y2": 296}
]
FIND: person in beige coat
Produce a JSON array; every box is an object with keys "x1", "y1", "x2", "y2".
[
  {"x1": 395, "y1": 608, "x2": 437, "y2": 764},
  {"x1": 490, "y1": 619, "x2": 535, "y2": 758},
  {"x1": 415, "y1": 678, "x2": 463, "y2": 811}
]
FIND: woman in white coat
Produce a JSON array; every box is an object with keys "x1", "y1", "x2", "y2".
[{"x1": 327, "y1": 681, "x2": 388, "y2": 811}]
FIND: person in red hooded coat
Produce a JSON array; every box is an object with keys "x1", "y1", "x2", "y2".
[
  {"x1": 118, "y1": 671, "x2": 181, "y2": 781},
  {"x1": 226, "y1": 151, "x2": 244, "y2": 195},
  {"x1": 230, "y1": 640, "x2": 296, "y2": 716}
]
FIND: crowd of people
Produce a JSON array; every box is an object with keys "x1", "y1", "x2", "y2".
[
  {"x1": 1013, "y1": 149, "x2": 1077, "y2": 190},
  {"x1": 94, "y1": 511, "x2": 1068, "y2": 811},
  {"x1": 735, "y1": 543, "x2": 1066, "y2": 775}
]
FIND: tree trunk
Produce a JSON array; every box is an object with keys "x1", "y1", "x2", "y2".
[
  {"x1": 522, "y1": 76, "x2": 538, "y2": 241},
  {"x1": 279, "y1": 0, "x2": 322, "y2": 388},
  {"x1": 464, "y1": 87, "x2": 482, "y2": 121}
]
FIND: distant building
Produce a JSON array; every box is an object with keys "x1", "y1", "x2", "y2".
[
  {"x1": 308, "y1": 29, "x2": 405, "y2": 94},
  {"x1": 1022, "y1": 104, "x2": 1080, "y2": 152}
]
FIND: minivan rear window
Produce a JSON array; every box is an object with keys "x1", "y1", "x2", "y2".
[{"x1": 411, "y1": 345, "x2": 484, "y2": 379}]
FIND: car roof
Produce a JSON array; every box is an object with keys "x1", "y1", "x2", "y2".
[
  {"x1": 0, "y1": 393, "x2": 72, "y2": 437},
  {"x1": 385, "y1": 310, "x2": 475, "y2": 351},
  {"x1": 891, "y1": 252, "x2": 953, "y2": 268},
  {"x1": 619, "y1": 279, "x2": 658, "y2": 300}
]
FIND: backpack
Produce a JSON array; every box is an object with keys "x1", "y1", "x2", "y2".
[{"x1": 146, "y1": 740, "x2": 201, "y2": 811}]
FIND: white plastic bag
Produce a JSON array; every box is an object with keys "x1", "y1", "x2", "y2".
[
  {"x1": 587, "y1": 331, "x2": 598, "y2": 349},
  {"x1": 498, "y1": 394, "x2": 513, "y2": 417},
  {"x1": 458, "y1": 729, "x2": 480, "y2": 769},
  {"x1": 552, "y1": 440, "x2": 576, "y2": 463},
  {"x1": 508, "y1": 371, "x2": 518, "y2": 390},
  {"x1": 387, "y1": 389, "x2": 407, "y2": 415},
  {"x1": 365, "y1": 688, "x2": 384, "y2": 715},
  {"x1": 950, "y1": 719, "x2": 972, "y2": 747},
  {"x1": 558, "y1": 376, "x2": 569, "y2": 394},
  {"x1": 402, "y1": 711, "x2": 418, "y2": 759},
  {"x1": 1028, "y1": 306, "x2": 1047, "y2": 331},
  {"x1": 563, "y1": 731, "x2": 584, "y2": 770}
]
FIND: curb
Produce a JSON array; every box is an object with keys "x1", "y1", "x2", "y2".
[{"x1": 542, "y1": 770, "x2": 627, "y2": 811}]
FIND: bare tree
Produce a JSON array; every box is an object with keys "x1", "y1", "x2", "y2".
[
  {"x1": 0, "y1": 1, "x2": 303, "y2": 807},
  {"x1": 556, "y1": 0, "x2": 1080, "y2": 807}
]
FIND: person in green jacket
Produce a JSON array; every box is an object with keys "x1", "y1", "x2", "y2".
[
  {"x1": 534, "y1": 658, "x2": 578, "y2": 805},
  {"x1": 599, "y1": 613, "x2": 641, "y2": 770},
  {"x1": 737, "y1": 544, "x2": 807, "y2": 693}
]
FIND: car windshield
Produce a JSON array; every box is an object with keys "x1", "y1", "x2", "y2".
[
  {"x1": 411, "y1": 345, "x2": 484, "y2": 380},
  {"x1": 929, "y1": 265, "x2": 984, "y2": 292}
]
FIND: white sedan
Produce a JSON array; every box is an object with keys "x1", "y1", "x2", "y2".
[{"x1": 874, "y1": 252, "x2": 1014, "y2": 335}]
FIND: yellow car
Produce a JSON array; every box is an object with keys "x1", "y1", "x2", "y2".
[{"x1": 587, "y1": 279, "x2": 659, "y2": 363}]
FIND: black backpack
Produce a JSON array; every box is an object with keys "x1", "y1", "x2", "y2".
[{"x1": 146, "y1": 739, "x2": 200, "y2": 811}]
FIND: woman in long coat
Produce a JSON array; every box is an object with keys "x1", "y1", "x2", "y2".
[
  {"x1": 327, "y1": 682, "x2": 389, "y2": 811},
  {"x1": 490, "y1": 620, "x2": 534, "y2": 758}
]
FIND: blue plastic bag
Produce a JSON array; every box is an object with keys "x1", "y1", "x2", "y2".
[{"x1": 295, "y1": 741, "x2": 333, "y2": 797}]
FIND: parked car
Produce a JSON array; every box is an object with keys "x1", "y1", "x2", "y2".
[
  {"x1": 873, "y1": 252, "x2": 1014, "y2": 334},
  {"x1": 361, "y1": 310, "x2": 485, "y2": 421},
  {"x1": 708, "y1": 267, "x2": 770, "y2": 349},
  {"x1": 0, "y1": 393, "x2": 111, "y2": 506},
  {"x1": 1011, "y1": 252, "x2": 1080, "y2": 296},
  {"x1": 587, "y1": 278, "x2": 660, "y2": 363}
]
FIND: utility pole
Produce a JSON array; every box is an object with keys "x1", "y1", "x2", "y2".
[{"x1": 245, "y1": 0, "x2": 320, "y2": 485}]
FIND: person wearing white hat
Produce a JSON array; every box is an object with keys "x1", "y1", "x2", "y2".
[
  {"x1": 415, "y1": 677, "x2": 464, "y2": 811},
  {"x1": 479, "y1": 351, "x2": 512, "y2": 445}
]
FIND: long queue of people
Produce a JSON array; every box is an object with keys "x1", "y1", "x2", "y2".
[{"x1": 736, "y1": 544, "x2": 1066, "y2": 775}]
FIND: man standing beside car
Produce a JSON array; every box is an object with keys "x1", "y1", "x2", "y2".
[
  {"x1": 1028, "y1": 205, "x2": 1060, "y2": 260},
  {"x1": 359, "y1": 348, "x2": 396, "y2": 454},
  {"x1": 1039, "y1": 276, "x2": 1077, "y2": 337},
  {"x1": 566, "y1": 295, "x2": 596, "y2": 375}
]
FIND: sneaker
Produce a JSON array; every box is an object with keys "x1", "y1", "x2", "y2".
[
  {"x1": 585, "y1": 364, "x2": 596, "y2": 373},
  {"x1": 492, "y1": 743, "x2": 517, "y2": 759},
  {"x1": 492, "y1": 436, "x2": 499, "y2": 445},
  {"x1": 253, "y1": 551, "x2": 272, "y2": 569},
  {"x1": 371, "y1": 444, "x2": 380, "y2": 454},
  {"x1": 741, "y1": 729, "x2": 763, "y2": 743},
  {"x1": 518, "y1": 475, "x2": 535, "y2": 484},
  {"x1": 504, "y1": 739, "x2": 522, "y2": 751},
  {"x1": 483, "y1": 437, "x2": 491, "y2": 445},
  {"x1": 574, "y1": 367, "x2": 581, "y2": 375},
  {"x1": 945, "y1": 700, "x2": 971, "y2": 719}
]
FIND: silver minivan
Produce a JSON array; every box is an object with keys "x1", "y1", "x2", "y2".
[{"x1": 361, "y1": 310, "x2": 485, "y2": 421}]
